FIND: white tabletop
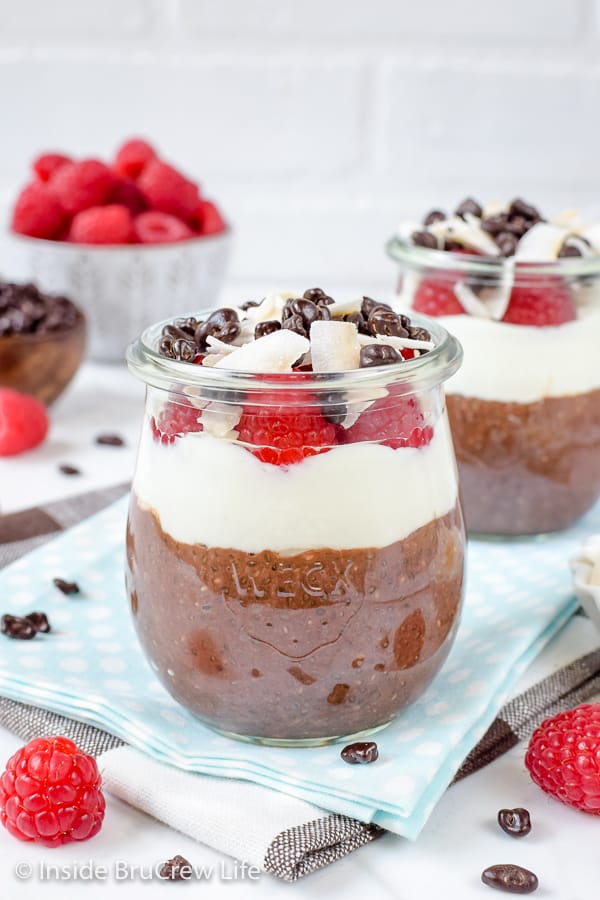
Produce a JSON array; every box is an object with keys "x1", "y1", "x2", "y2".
[{"x1": 0, "y1": 362, "x2": 598, "y2": 899}]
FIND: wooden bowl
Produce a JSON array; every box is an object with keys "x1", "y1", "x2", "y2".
[{"x1": 0, "y1": 310, "x2": 86, "y2": 405}]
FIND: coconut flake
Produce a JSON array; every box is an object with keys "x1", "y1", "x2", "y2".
[
  {"x1": 200, "y1": 402, "x2": 243, "y2": 439},
  {"x1": 310, "y1": 320, "x2": 361, "y2": 372},
  {"x1": 562, "y1": 235, "x2": 594, "y2": 257},
  {"x1": 328, "y1": 297, "x2": 364, "y2": 317},
  {"x1": 205, "y1": 335, "x2": 239, "y2": 354},
  {"x1": 429, "y1": 215, "x2": 500, "y2": 256},
  {"x1": 514, "y1": 222, "x2": 569, "y2": 260},
  {"x1": 214, "y1": 328, "x2": 309, "y2": 373},
  {"x1": 356, "y1": 333, "x2": 433, "y2": 351}
]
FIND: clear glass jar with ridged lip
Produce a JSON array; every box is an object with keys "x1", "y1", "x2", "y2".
[
  {"x1": 387, "y1": 236, "x2": 600, "y2": 537},
  {"x1": 125, "y1": 309, "x2": 465, "y2": 746}
]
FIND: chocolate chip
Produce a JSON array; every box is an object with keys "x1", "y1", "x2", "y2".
[
  {"x1": 53, "y1": 577, "x2": 80, "y2": 595},
  {"x1": 423, "y1": 209, "x2": 446, "y2": 226},
  {"x1": 24, "y1": 611, "x2": 51, "y2": 633},
  {"x1": 1, "y1": 614, "x2": 37, "y2": 640},
  {"x1": 481, "y1": 864, "x2": 538, "y2": 894},
  {"x1": 303, "y1": 287, "x2": 332, "y2": 304},
  {"x1": 343, "y1": 312, "x2": 369, "y2": 334},
  {"x1": 508, "y1": 198, "x2": 542, "y2": 222},
  {"x1": 282, "y1": 313, "x2": 308, "y2": 338},
  {"x1": 360, "y1": 344, "x2": 402, "y2": 368},
  {"x1": 558, "y1": 242, "x2": 583, "y2": 258},
  {"x1": 240, "y1": 299, "x2": 260, "y2": 310},
  {"x1": 482, "y1": 214, "x2": 510, "y2": 236},
  {"x1": 455, "y1": 197, "x2": 483, "y2": 219},
  {"x1": 172, "y1": 316, "x2": 198, "y2": 336},
  {"x1": 496, "y1": 232, "x2": 518, "y2": 257},
  {"x1": 341, "y1": 741, "x2": 379, "y2": 764},
  {"x1": 0, "y1": 282, "x2": 79, "y2": 336},
  {"x1": 368, "y1": 309, "x2": 408, "y2": 338},
  {"x1": 361, "y1": 297, "x2": 393, "y2": 319},
  {"x1": 172, "y1": 338, "x2": 196, "y2": 361},
  {"x1": 255, "y1": 320, "x2": 282, "y2": 339},
  {"x1": 408, "y1": 325, "x2": 431, "y2": 342},
  {"x1": 497, "y1": 808, "x2": 531, "y2": 838},
  {"x1": 159, "y1": 855, "x2": 193, "y2": 881},
  {"x1": 412, "y1": 230, "x2": 437, "y2": 249},
  {"x1": 59, "y1": 464, "x2": 81, "y2": 476},
  {"x1": 194, "y1": 308, "x2": 241, "y2": 351},
  {"x1": 95, "y1": 433, "x2": 125, "y2": 447},
  {"x1": 161, "y1": 324, "x2": 191, "y2": 341},
  {"x1": 504, "y1": 215, "x2": 529, "y2": 237}
]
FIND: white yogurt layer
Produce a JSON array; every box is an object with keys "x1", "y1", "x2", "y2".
[
  {"x1": 432, "y1": 308, "x2": 600, "y2": 404},
  {"x1": 133, "y1": 416, "x2": 458, "y2": 555}
]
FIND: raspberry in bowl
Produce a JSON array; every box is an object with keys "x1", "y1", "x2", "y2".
[
  {"x1": 5, "y1": 139, "x2": 231, "y2": 362},
  {"x1": 125, "y1": 290, "x2": 465, "y2": 745},
  {"x1": 387, "y1": 198, "x2": 600, "y2": 536}
]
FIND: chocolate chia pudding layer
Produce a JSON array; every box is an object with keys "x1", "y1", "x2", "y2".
[
  {"x1": 447, "y1": 388, "x2": 600, "y2": 536},
  {"x1": 126, "y1": 498, "x2": 465, "y2": 743}
]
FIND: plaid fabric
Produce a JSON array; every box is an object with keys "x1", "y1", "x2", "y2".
[{"x1": 0, "y1": 484, "x2": 597, "y2": 881}]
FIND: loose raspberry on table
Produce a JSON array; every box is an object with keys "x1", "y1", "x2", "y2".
[
  {"x1": 138, "y1": 159, "x2": 200, "y2": 222},
  {"x1": 151, "y1": 400, "x2": 204, "y2": 444},
  {"x1": 502, "y1": 280, "x2": 576, "y2": 326},
  {"x1": 412, "y1": 275, "x2": 465, "y2": 316},
  {"x1": 0, "y1": 736, "x2": 105, "y2": 847},
  {"x1": 69, "y1": 205, "x2": 134, "y2": 245},
  {"x1": 113, "y1": 138, "x2": 156, "y2": 180},
  {"x1": 237, "y1": 394, "x2": 338, "y2": 465},
  {"x1": 525, "y1": 703, "x2": 600, "y2": 814},
  {"x1": 52, "y1": 159, "x2": 115, "y2": 215},
  {"x1": 342, "y1": 394, "x2": 433, "y2": 450},
  {"x1": 134, "y1": 211, "x2": 193, "y2": 244},
  {"x1": 33, "y1": 153, "x2": 71, "y2": 183},
  {"x1": 11, "y1": 182, "x2": 66, "y2": 240},
  {"x1": 0, "y1": 388, "x2": 49, "y2": 456}
]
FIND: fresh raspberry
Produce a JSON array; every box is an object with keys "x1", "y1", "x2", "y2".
[
  {"x1": 412, "y1": 275, "x2": 465, "y2": 316},
  {"x1": 0, "y1": 736, "x2": 105, "y2": 847},
  {"x1": 32, "y1": 153, "x2": 71, "y2": 183},
  {"x1": 237, "y1": 392, "x2": 338, "y2": 465},
  {"x1": 525, "y1": 704, "x2": 600, "y2": 814},
  {"x1": 108, "y1": 178, "x2": 147, "y2": 215},
  {"x1": 502, "y1": 280, "x2": 576, "y2": 326},
  {"x1": 134, "y1": 211, "x2": 193, "y2": 244},
  {"x1": 193, "y1": 199, "x2": 227, "y2": 235},
  {"x1": 342, "y1": 394, "x2": 433, "y2": 450},
  {"x1": 138, "y1": 159, "x2": 200, "y2": 222},
  {"x1": 113, "y1": 138, "x2": 156, "y2": 180},
  {"x1": 68, "y1": 205, "x2": 134, "y2": 245},
  {"x1": 0, "y1": 389, "x2": 49, "y2": 456},
  {"x1": 11, "y1": 182, "x2": 66, "y2": 240},
  {"x1": 151, "y1": 400, "x2": 203, "y2": 444},
  {"x1": 52, "y1": 159, "x2": 114, "y2": 215}
]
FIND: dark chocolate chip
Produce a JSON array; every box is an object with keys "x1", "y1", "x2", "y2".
[
  {"x1": 504, "y1": 215, "x2": 529, "y2": 237},
  {"x1": 0, "y1": 281, "x2": 79, "y2": 336},
  {"x1": 368, "y1": 309, "x2": 408, "y2": 338},
  {"x1": 508, "y1": 198, "x2": 542, "y2": 222},
  {"x1": 361, "y1": 297, "x2": 393, "y2": 319},
  {"x1": 482, "y1": 214, "x2": 509, "y2": 236},
  {"x1": 282, "y1": 313, "x2": 308, "y2": 338},
  {"x1": 1, "y1": 614, "x2": 37, "y2": 640},
  {"x1": 412, "y1": 230, "x2": 438, "y2": 249},
  {"x1": 194, "y1": 308, "x2": 241, "y2": 351},
  {"x1": 159, "y1": 855, "x2": 193, "y2": 881},
  {"x1": 497, "y1": 808, "x2": 531, "y2": 838},
  {"x1": 255, "y1": 320, "x2": 282, "y2": 339},
  {"x1": 24, "y1": 612, "x2": 51, "y2": 633},
  {"x1": 53, "y1": 578, "x2": 80, "y2": 596},
  {"x1": 407, "y1": 325, "x2": 431, "y2": 342},
  {"x1": 423, "y1": 209, "x2": 446, "y2": 226},
  {"x1": 240, "y1": 299, "x2": 260, "y2": 310},
  {"x1": 172, "y1": 316, "x2": 198, "y2": 336},
  {"x1": 302, "y1": 287, "x2": 327, "y2": 302},
  {"x1": 161, "y1": 324, "x2": 191, "y2": 341},
  {"x1": 455, "y1": 197, "x2": 483, "y2": 219},
  {"x1": 59, "y1": 464, "x2": 81, "y2": 476},
  {"x1": 95, "y1": 434, "x2": 125, "y2": 447},
  {"x1": 320, "y1": 390, "x2": 348, "y2": 425},
  {"x1": 496, "y1": 232, "x2": 518, "y2": 257},
  {"x1": 172, "y1": 338, "x2": 196, "y2": 361},
  {"x1": 159, "y1": 336, "x2": 175, "y2": 357},
  {"x1": 360, "y1": 344, "x2": 402, "y2": 368},
  {"x1": 341, "y1": 741, "x2": 379, "y2": 764},
  {"x1": 343, "y1": 312, "x2": 369, "y2": 334},
  {"x1": 481, "y1": 864, "x2": 538, "y2": 894},
  {"x1": 558, "y1": 242, "x2": 583, "y2": 258}
]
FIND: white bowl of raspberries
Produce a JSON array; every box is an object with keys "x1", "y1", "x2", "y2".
[{"x1": 5, "y1": 139, "x2": 232, "y2": 361}]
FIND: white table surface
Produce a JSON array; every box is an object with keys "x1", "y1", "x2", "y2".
[{"x1": 0, "y1": 362, "x2": 599, "y2": 899}]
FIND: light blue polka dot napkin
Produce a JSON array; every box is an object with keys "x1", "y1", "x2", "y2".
[{"x1": 0, "y1": 495, "x2": 591, "y2": 839}]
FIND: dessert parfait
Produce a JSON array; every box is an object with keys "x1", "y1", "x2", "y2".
[
  {"x1": 388, "y1": 198, "x2": 600, "y2": 536},
  {"x1": 126, "y1": 290, "x2": 465, "y2": 744}
]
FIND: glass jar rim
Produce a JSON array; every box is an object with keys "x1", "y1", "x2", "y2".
[
  {"x1": 386, "y1": 234, "x2": 600, "y2": 278},
  {"x1": 126, "y1": 308, "x2": 463, "y2": 396}
]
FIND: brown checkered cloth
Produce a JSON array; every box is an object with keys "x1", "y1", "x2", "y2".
[{"x1": 1, "y1": 485, "x2": 599, "y2": 880}]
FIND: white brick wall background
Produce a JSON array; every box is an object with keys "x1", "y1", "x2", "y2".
[{"x1": 0, "y1": 0, "x2": 598, "y2": 295}]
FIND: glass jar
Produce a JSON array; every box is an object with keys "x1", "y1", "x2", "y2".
[
  {"x1": 387, "y1": 237, "x2": 600, "y2": 537},
  {"x1": 125, "y1": 311, "x2": 465, "y2": 746}
]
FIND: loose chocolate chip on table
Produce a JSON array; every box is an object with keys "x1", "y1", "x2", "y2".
[
  {"x1": 1, "y1": 614, "x2": 37, "y2": 640},
  {"x1": 423, "y1": 209, "x2": 446, "y2": 226},
  {"x1": 341, "y1": 741, "x2": 379, "y2": 764},
  {"x1": 159, "y1": 855, "x2": 193, "y2": 881},
  {"x1": 481, "y1": 863, "x2": 538, "y2": 894},
  {"x1": 53, "y1": 577, "x2": 80, "y2": 595},
  {"x1": 360, "y1": 344, "x2": 402, "y2": 368},
  {"x1": 59, "y1": 464, "x2": 81, "y2": 476},
  {"x1": 497, "y1": 808, "x2": 531, "y2": 838},
  {"x1": 24, "y1": 611, "x2": 51, "y2": 633},
  {"x1": 95, "y1": 433, "x2": 125, "y2": 447},
  {"x1": 455, "y1": 197, "x2": 483, "y2": 219},
  {"x1": 411, "y1": 230, "x2": 438, "y2": 249}
]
